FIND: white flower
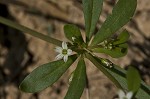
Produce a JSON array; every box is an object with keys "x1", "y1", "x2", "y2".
[
  {"x1": 117, "y1": 90, "x2": 133, "y2": 99},
  {"x1": 55, "y1": 41, "x2": 72, "y2": 62},
  {"x1": 72, "y1": 37, "x2": 76, "y2": 41}
]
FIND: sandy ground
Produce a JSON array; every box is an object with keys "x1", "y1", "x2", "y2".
[{"x1": 0, "y1": 0, "x2": 150, "y2": 99}]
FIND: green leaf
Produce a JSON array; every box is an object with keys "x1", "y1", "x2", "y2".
[
  {"x1": 86, "y1": 53, "x2": 123, "y2": 89},
  {"x1": 113, "y1": 30, "x2": 130, "y2": 45},
  {"x1": 0, "y1": 16, "x2": 62, "y2": 46},
  {"x1": 91, "y1": 0, "x2": 137, "y2": 45},
  {"x1": 87, "y1": 54, "x2": 150, "y2": 99},
  {"x1": 65, "y1": 58, "x2": 86, "y2": 99},
  {"x1": 19, "y1": 55, "x2": 77, "y2": 93},
  {"x1": 92, "y1": 30, "x2": 129, "y2": 58},
  {"x1": 92, "y1": 44, "x2": 128, "y2": 58},
  {"x1": 127, "y1": 66, "x2": 141, "y2": 93},
  {"x1": 83, "y1": 0, "x2": 103, "y2": 39},
  {"x1": 64, "y1": 24, "x2": 83, "y2": 42}
]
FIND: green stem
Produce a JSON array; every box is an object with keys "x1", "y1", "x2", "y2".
[
  {"x1": 0, "y1": 16, "x2": 62, "y2": 46},
  {"x1": 85, "y1": 53, "x2": 123, "y2": 89}
]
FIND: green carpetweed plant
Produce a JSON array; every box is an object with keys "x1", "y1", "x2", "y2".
[{"x1": 0, "y1": 0, "x2": 150, "y2": 99}]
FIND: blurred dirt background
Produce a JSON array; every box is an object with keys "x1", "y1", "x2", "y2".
[{"x1": 0, "y1": 0, "x2": 150, "y2": 99}]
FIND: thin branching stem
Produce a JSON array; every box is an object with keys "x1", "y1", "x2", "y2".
[
  {"x1": 86, "y1": 73, "x2": 90, "y2": 99},
  {"x1": 86, "y1": 88, "x2": 90, "y2": 99}
]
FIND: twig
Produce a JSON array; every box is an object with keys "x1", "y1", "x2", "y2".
[{"x1": 86, "y1": 73, "x2": 90, "y2": 99}]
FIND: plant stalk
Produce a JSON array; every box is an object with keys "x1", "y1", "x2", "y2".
[{"x1": 86, "y1": 73, "x2": 90, "y2": 99}]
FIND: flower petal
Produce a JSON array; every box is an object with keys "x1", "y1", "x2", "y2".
[
  {"x1": 72, "y1": 37, "x2": 76, "y2": 41},
  {"x1": 62, "y1": 41, "x2": 68, "y2": 49},
  {"x1": 118, "y1": 90, "x2": 125, "y2": 99},
  {"x1": 63, "y1": 55, "x2": 68, "y2": 62},
  {"x1": 55, "y1": 47, "x2": 63, "y2": 53},
  {"x1": 67, "y1": 49, "x2": 72, "y2": 55},
  {"x1": 55, "y1": 54, "x2": 63, "y2": 60},
  {"x1": 126, "y1": 92, "x2": 133, "y2": 99}
]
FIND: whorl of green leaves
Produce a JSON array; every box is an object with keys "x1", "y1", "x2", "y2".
[{"x1": 0, "y1": 0, "x2": 150, "y2": 99}]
